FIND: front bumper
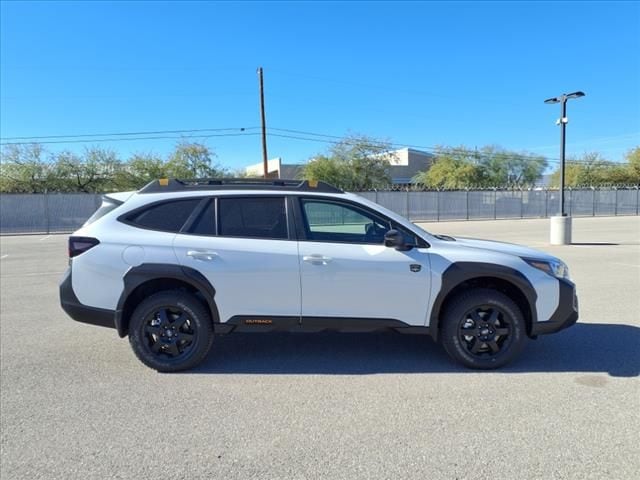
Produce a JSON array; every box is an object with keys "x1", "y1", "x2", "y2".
[
  {"x1": 59, "y1": 267, "x2": 116, "y2": 329},
  {"x1": 530, "y1": 278, "x2": 579, "y2": 336}
]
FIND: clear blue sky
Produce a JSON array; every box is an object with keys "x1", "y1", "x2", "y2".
[{"x1": 1, "y1": 1, "x2": 639, "y2": 171}]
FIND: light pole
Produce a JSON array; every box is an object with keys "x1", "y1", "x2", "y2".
[
  {"x1": 544, "y1": 91, "x2": 585, "y2": 244},
  {"x1": 257, "y1": 67, "x2": 269, "y2": 178}
]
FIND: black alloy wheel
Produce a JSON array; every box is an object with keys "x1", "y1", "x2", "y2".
[
  {"x1": 129, "y1": 291, "x2": 213, "y2": 372},
  {"x1": 143, "y1": 306, "x2": 196, "y2": 359},
  {"x1": 440, "y1": 289, "x2": 527, "y2": 369},
  {"x1": 458, "y1": 305, "x2": 513, "y2": 358}
]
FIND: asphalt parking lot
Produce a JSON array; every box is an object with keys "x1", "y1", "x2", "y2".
[{"x1": 1, "y1": 216, "x2": 639, "y2": 480}]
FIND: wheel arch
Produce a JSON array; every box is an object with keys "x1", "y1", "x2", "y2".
[
  {"x1": 429, "y1": 262, "x2": 538, "y2": 341},
  {"x1": 115, "y1": 263, "x2": 220, "y2": 337}
]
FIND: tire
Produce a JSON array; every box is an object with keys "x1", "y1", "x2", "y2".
[
  {"x1": 440, "y1": 288, "x2": 527, "y2": 369},
  {"x1": 128, "y1": 290, "x2": 213, "y2": 372}
]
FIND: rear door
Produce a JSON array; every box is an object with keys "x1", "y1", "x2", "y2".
[
  {"x1": 173, "y1": 195, "x2": 301, "y2": 323},
  {"x1": 295, "y1": 197, "x2": 431, "y2": 326}
]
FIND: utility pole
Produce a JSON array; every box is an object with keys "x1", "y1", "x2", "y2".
[{"x1": 257, "y1": 67, "x2": 269, "y2": 178}]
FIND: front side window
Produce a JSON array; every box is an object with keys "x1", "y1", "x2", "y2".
[
  {"x1": 218, "y1": 196, "x2": 288, "y2": 239},
  {"x1": 125, "y1": 198, "x2": 200, "y2": 232},
  {"x1": 301, "y1": 199, "x2": 391, "y2": 244}
]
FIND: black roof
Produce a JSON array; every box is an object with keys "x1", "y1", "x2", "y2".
[{"x1": 139, "y1": 178, "x2": 344, "y2": 194}]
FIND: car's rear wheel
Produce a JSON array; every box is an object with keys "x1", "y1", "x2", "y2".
[
  {"x1": 440, "y1": 289, "x2": 527, "y2": 369},
  {"x1": 128, "y1": 290, "x2": 213, "y2": 372}
]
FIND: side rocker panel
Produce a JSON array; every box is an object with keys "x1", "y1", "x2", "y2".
[{"x1": 225, "y1": 316, "x2": 431, "y2": 334}]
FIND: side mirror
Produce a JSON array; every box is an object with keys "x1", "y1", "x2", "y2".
[{"x1": 384, "y1": 229, "x2": 411, "y2": 251}]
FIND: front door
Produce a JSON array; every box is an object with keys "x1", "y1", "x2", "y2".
[{"x1": 296, "y1": 197, "x2": 431, "y2": 326}]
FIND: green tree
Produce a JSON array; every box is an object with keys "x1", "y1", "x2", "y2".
[
  {"x1": 115, "y1": 152, "x2": 168, "y2": 190},
  {"x1": 0, "y1": 143, "x2": 56, "y2": 192},
  {"x1": 549, "y1": 151, "x2": 639, "y2": 186},
  {"x1": 301, "y1": 134, "x2": 392, "y2": 189},
  {"x1": 625, "y1": 147, "x2": 640, "y2": 179},
  {"x1": 477, "y1": 146, "x2": 547, "y2": 186},
  {"x1": 53, "y1": 147, "x2": 122, "y2": 192},
  {"x1": 412, "y1": 145, "x2": 547, "y2": 188},
  {"x1": 412, "y1": 147, "x2": 485, "y2": 188},
  {"x1": 301, "y1": 155, "x2": 350, "y2": 187},
  {"x1": 166, "y1": 141, "x2": 226, "y2": 179}
]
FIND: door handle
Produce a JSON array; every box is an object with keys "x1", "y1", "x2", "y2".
[
  {"x1": 186, "y1": 250, "x2": 219, "y2": 261},
  {"x1": 303, "y1": 254, "x2": 332, "y2": 265}
]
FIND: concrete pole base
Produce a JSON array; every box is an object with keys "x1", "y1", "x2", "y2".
[{"x1": 550, "y1": 215, "x2": 572, "y2": 245}]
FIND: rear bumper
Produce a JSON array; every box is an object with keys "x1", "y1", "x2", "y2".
[
  {"x1": 59, "y1": 267, "x2": 116, "y2": 329},
  {"x1": 530, "y1": 278, "x2": 579, "y2": 336}
]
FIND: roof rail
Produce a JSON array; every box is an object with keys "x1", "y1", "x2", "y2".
[{"x1": 139, "y1": 178, "x2": 344, "y2": 194}]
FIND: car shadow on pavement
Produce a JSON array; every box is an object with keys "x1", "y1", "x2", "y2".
[{"x1": 190, "y1": 323, "x2": 639, "y2": 377}]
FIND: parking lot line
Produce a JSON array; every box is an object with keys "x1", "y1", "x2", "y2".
[
  {"x1": 611, "y1": 262, "x2": 640, "y2": 268},
  {"x1": 1, "y1": 271, "x2": 64, "y2": 278}
]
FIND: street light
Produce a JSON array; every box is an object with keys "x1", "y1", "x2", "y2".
[{"x1": 544, "y1": 91, "x2": 585, "y2": 244}]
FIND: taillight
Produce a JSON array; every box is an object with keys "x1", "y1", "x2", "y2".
[{"x1": 68, "y1": 236, "x2": 100, "y2": 258}]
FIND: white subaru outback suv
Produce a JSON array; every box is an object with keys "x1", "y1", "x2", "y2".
[{"x1": 60, "y1": 178, "x2": 578, "y2": 372}]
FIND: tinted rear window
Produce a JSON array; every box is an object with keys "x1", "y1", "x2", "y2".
[
  {"x1": 218, "y1": 197, "x2": 287, "y2": 239},
  {"x1": 126, "y1": 199, "x2": 200, "y2": 232},
  {"x1": 187, "y1": 199, "x2": 216, "y2": 235}
]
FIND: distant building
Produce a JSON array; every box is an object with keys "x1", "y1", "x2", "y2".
[
  {"x1": 536, "y1": 174, "x2": 553, "y2": 187},
  {"x1": 244, "y1": 158, "x2": 304, "y2": 180},
  {"x1": 382, "y1": 148, "x2": 435, "y2": 184},
  {"x1": 243, "y1": 148, "x2": 434, "y2": 185}
]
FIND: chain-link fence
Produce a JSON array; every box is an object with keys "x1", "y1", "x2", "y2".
[
  {"x1": 0, "y1": 187, "x2": 638, "y2": 235},
  {"x1": 0, "y1": 193, "x2": 102, "y2": 235},
  {"x1": 356, "y1": 187, "x2": 640, "y2": 222}
]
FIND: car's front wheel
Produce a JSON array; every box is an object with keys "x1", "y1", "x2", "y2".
[
  {"x1": 128, "y1": 290, "x2": 213, "y2": 372},
  {"x1": 440, "y1": 289, "x2": 527, "y2": 369}
]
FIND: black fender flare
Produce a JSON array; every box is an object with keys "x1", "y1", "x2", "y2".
[
  {"x1": 429, "y1": 262, "x2": 538, "y2": 341},
  {"x1": 115, "y1": 263, "x2": 219, "y2": 337}
]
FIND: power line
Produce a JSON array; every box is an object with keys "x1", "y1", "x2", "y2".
[
  {"x1": 269, "y1": 130, "x2": 565, "y2": 162},
  {"x1": 267, "y1": 131, "x2": 630, "y2": 167},
  {"x1": 272, "y1": 127, "x2": 639, "y2": 160},
  {"x1": 0, "y1": 127, "x2": 259, "y2": 141},
  {"x1": 5, "y1": 124, "x2": 632, "y2": 159},
  {"x1": 269, "y1": 128, "x2": 344, "y2": 140},
  {"x1": 269, "y1": 127, "x2": 563, "y2": 162},
  {"x1": 270, "y1": 128, "x2": 637, "y2": 166},
  {"x1": 1, "y1": 125, "x2": 632, "y2": 167},
  {"x1": 0, "y1": 132, "x2": 260, "y2": 146}
]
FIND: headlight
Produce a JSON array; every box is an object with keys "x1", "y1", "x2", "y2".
[{"x1": 525, "y1": 258, "x2": 570, "y2": 279}]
